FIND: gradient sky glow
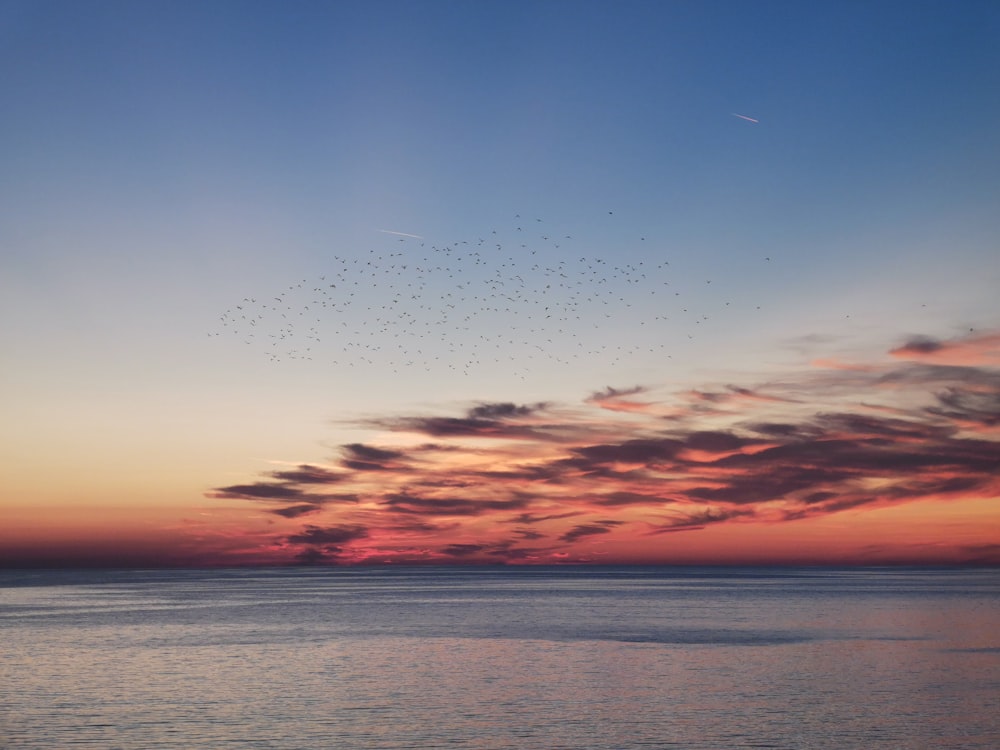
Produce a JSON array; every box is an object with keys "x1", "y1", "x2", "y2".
[{"x1": 2, "y1": 1, "x2": 999, "y2": 567}]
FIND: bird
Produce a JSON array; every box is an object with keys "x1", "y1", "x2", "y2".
[{"x1": 212, "y1": 214, "x2": 768, "y2": 375}]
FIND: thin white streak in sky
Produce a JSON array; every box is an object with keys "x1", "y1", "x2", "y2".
[
  {"x1": 732, "y1": 113, "x2": 759, "y2": 123},
  {"x1": 377, "y1": 229, "x2": 424, "y2": 239}
]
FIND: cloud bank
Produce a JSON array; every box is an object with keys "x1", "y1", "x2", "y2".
[{"x1": 207, "y1": 331, "x2": 1000, "y2": 565}]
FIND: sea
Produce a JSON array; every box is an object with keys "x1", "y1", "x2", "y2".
[{"x1": 2, "y1": 566, "x2": 998, "y2": 749}]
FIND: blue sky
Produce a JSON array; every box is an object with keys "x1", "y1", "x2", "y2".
[{"x1": 2, "y1": 1, "x2": 999, "y2": 565}]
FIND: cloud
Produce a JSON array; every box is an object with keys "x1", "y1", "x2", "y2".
[
  {"x1": 382, "y1": 492, "x2": 531, "y2": 516},
  {"x1": 367, "y1": 401, "x2": 554, "y2": 440},
  {"x1": 287, "y1": 524, "x2": 368, "y2": 545},
  {"x1": 588, "y1": 386, "x2": 646, "y2": 401},
  {"x1": 571, "y1": 438, "x2": 685, "y2": 466},
  {"x1": 650, "y1": 506, "x2": 754, "y2": 534},
  {"x1": 208, "y1": 483, "x2": 309, "y2": 501},
  {"x1": 560, "y1": 521, "x2": 621, "y2": 543},
  {"x1": 745, "y1": 421, "x2": 817, "y2": 439},
  {"x1": 468, "y1": 401, "x2": 547, "y2": 419},
  {"x1": 591, "y1": 491, "x2": 673, "y2": 507},
  {"x1": 685, "y1": 430, "x2": 757, "y2": 453},
  {"x1": 340, "y1": 443, "x2": 408, "y2": 471},
  {"x1": 206, "y1": 482, "x2": 359, "y2": 505},
  {"x1": 506, "y1": 511, "x2": 583, "y2": 524},
  {"x1": 207, "y1": 329, "x2": 1000, "y2": 565},
  {"x1": 585, "y1": 385, "x2": 659, "y2": 414},
  {"x1": 343, "y1": 443, "x2": 404, "y2": 461},
  {"x1": 891, "y1": 336, "x2": 944, "y2": 355},
  {"x1": 889, "y1": 332, "x2": 1000, "y2": 366},
  {"x1": 514, "y1": 528, "x2": 546, "y2": 540},
  {"x1": 927, "y1": 386, "x2": 1000, "y2": 427},
  {"x1": 269, "y1": 464, "x2": 344, "y2": 484},
  {"x1": 269, "y1": 504, "x2": 324, "y2": 518}
]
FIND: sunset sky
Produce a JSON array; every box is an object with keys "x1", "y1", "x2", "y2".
[{"x1": 2, "y1": 1, "x2": 998, "y2": 567}]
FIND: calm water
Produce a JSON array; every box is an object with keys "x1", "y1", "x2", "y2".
[{"x1": 2, "y1": 566, "x2": 999, "y2": 749}]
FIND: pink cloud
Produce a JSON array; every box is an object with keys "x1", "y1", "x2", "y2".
[{"x1": 192, "y1": 330, "x2": 1000, "y2": 566}]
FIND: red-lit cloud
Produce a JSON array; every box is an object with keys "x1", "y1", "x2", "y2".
[
  {"x1": 889, "y1": 333, "x2": 1000, "y2": 366},
  {"x1": 199, "y1": 330, "x2": 1000, "y2": 566}
]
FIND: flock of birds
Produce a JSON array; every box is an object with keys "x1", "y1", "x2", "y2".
[{"x1": 212, "y1": 215, "x2": 770, "y2": 377}]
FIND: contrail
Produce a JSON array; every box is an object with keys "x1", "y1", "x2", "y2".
[
  {"x1": 377, "y1": 229, "x2": 424, "y2": 239},
  {"x1": 732, "y1": 113, "x2": 759, "y2": 123}
]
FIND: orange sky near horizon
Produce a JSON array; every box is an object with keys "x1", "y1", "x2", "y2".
[
  {"x1": 2, "y1": 495, "x2": 997, "y2": 568},
  {"x1": 4, "y1": 331, "x2": 998, "y2": 568}
]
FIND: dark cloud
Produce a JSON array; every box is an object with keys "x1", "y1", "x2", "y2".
[
  {"x1": 884, "y1": 475, "x2": 986, "y2": 499},
  {"x1": 587, "y1": 385, "x2": 646, "y2": 401},
  {"x1": 592, "y1": 491, "x2": 674, "y2": 507},
  {"x1": 687, "y1": 389, "x2": 727, "y2": 403},
  {"x1": 467, "y1": 401, "x2": 547, "y2": 419},
  {"x1": 411, "y1": 442, "x2": 462, "y2": 452},
  {"x1": 891, "y1": 336, "x2": 944, "y2": 355},
  {"x1": 745, "y1": 422, "x2": 816, "y2": 438},
  {"x1": 682, "y1": 384, "x2": 788, "y2": 406},
  {"x1": 207, "y1": 482, "x2": 358, "y2": 504},
  {"x1": 927, "y1": 386, "x2": 1000, "y2": 426},
  {"x1": 286, "y1": 524, "x2": 368, "y2": 545},
  {"x1": 382, "y1": 416, "x2": 503, "y2": 437},
  {"x1": 726, "y1": 385, "x2": 758, "y2": 398},
  {"x1": 782, "y1": 493, "x2": 878, "y2": 520},
  {"x1": 506, "y1": 511, "x2": 583, "y2": 524},
  {"x1": 573, "y1": 438, "x2": 684, "y2": 465},
  {"x1": 685, "y1": 464, "x2": 854, "y2": 505},
  {"x1": 384, "y1": 519, "x2": 460, "y2": 533},
  {"x1": 269, "y1": 464, "x2": 343, "y2": 483},
  {"x1": 650, "y1": 507, "x2": 753, "y2": 533},
  {"x1": 269, "y1": 504, "x2": 324, "y2": 518},
  {"x1": 344, "y1": 443, "x2": 402, "y2": 461},
  {"x1": 713, "y1": 430, "x2": 999, "y2": 475},
  {"x1": 341, "y1": 442, "x2": 407, "y2": 471},
  {"x1": 560, "y1": 521, "x2": 621, "y2": 543},
  {"x1": 802, "y1": 491, "x2": 838, "y2": 504},
  {"x1": 382, "y1": 492, "x2": 531, "y2": 516},
  {"x1": 208, "y1": 483, "x2": 307, "y2": 501},
  {"x1": 514, "y1": 528, "x2": 546, "y2": 540},
  {"x1": 204, "y1": 330, "x2": 1000, "y2": 565},
  {"x1": 364, "y1": 401, "x2": 550, "y2": 440},
  {"x1": 472, "y1": 464, "x2": 566, "y2": 482},
  {"x1": 685, "y1": 430, "x2": 752, "y2": 453},
  {"x1": 369, "y1": 415, "x2": 555, "y2": 440},
  {"x1": 410, "y1": 477, "x2": 477, "y2": 488},
  {"x1": 878, "y1": 363, "x2": 998, "y2": 388},
  {"x1": 651, "y1": 525, "x2": 706, "y2": 533},
  {"x1": 814, "y1": 412, "x2": 953, "y2": 440}
]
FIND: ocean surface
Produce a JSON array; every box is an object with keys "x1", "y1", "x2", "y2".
[{"x1": 2, "y1": 566, "x2": 999, "y2": 749}]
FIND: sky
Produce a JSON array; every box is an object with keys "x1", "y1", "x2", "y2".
[{"x1": 2, "y1": 0, "x2": 999, "y2": 567}]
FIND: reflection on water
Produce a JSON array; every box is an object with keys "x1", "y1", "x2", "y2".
[{"x1": 2, "y1": 567, "x2": 999, "y2": 749}]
